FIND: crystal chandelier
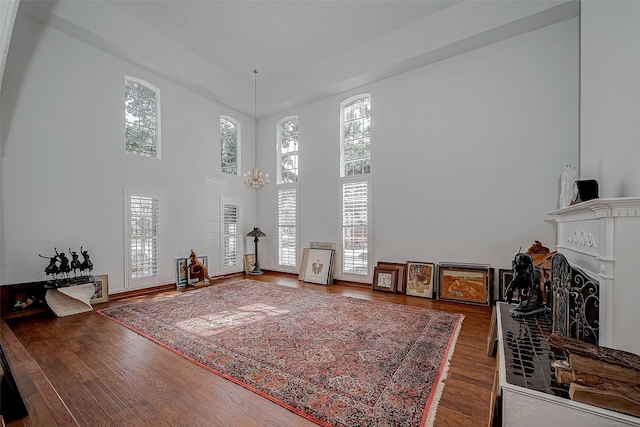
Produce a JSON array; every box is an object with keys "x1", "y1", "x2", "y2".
[{"x1": 244, "y1": 69, "x2": 269, "y2": 189}]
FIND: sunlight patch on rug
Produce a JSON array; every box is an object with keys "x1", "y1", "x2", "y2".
[{"x1": 99, "y1": 280, "x2": 463, "y2": 427}]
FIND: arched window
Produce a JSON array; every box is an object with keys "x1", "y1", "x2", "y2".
[
  {"x1": 277, "y1": 116, "x2": 298, "y2": 183},
  {"x1": 340, "y1": 95, "x2": 370, "y2": 177},
  {"x1": 221, "y1": 116, "x2": 240, "y2": 175},
  {"x1": 125, "y1": 77, "x2": 160, "y2": 158}
]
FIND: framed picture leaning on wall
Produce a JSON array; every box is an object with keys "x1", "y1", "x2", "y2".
[
  {"x1": 437, "y1": 263, "x2": 493, "y2": 306},
  {"x1": 405, "y1": 261, "x2": 435, "y2": 298}
]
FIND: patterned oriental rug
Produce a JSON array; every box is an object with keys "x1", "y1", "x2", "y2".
[{"x1": 99, "y1": 280, "x2": 463, "y2": 427}]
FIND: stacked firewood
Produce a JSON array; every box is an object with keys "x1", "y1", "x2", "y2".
[{"x1": 548, "y1": 333, "x2": 640, "y2": 418}]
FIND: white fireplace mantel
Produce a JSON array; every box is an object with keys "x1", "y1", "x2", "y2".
[{"x1": 547, "y1": 197, "x2": 640, "y2": 354}]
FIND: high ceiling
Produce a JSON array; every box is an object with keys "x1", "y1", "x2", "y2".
[{"x1": 17, "y1": 0, "x2": 578, "y2": 118}]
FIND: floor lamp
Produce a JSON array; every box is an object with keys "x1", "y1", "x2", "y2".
[{"x1": 247, "y1": 227, "x2": 266, "y2": 275}]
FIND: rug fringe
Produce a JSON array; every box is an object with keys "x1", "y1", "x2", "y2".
[{"x1": 422, "y1": 314, "x2": 465, "y2": 427}]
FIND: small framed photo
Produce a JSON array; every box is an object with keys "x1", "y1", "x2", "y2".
[
  {"x1": 176, "y1": 258, "x2": 188, "y2": 287},
  {"x1": 437, "y1": 263, "x2": 493, "y2": 306},
  {"x1": 499, "y1": 269, "x2": 517, "y2": 302},
  {"x1": 303, "y1": 248, "x2": 334, "y2": 285},
  {"x1": 91, "y1": 275, "x2": 109, "y2": 304},
  {"x1": 373, "y1": 267, "x2": 397, "y2": 292},
  {"x1": 405, "y1": 261, "x2": 435, "y2": 298},
  {"x1": 244, "y1": 253, "x2": 256, "y2": 274}
]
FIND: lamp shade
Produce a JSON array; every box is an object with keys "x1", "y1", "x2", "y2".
[{"x1": 247, "y1": 227, "x2": 266, "y2": 238}]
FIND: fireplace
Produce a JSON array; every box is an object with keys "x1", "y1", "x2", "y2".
[{"x1": 548, "y1": 197, "x2": 640, "y2": 354}]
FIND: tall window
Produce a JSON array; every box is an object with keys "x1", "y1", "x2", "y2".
[
  {"x1": 276, "y1": 116, "x2": 298, "y2": 268},
  {"x1": 126, "y1": 188, "x2": 160, "y2": 287},
  {"x1": 125, "y1": 77, "x2": 160, "y2": 158},
  {"x1": 222, "y1": 200, "x2": 240, "y2": 270},
  {"x1": 278, "y1": 116, "x2": 299, "y2": 183},
  {"x1": 340, "y1": 95, "x2": 371, "y2": 276},
  {"x1": 342, "y1": 181, "x2": 369, "y2": 275},
  {"x1": 278, "y1": 188, "x2": 297, "y2": 267},
  {"x1": 221, "y1": 116, "x2": 239, "y2": 175},
  {"x1": 341, "y1": 96, "x2": 370, "y2": 177}
]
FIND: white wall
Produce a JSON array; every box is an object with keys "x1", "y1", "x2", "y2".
[
  {"x1": 0, "y1": 13, "x2": 256, "y2": 291},
  {"x1": 580, "y1": 1, "x2": 640, "y2": 198},
  {"x1": 257, "y1": 18, "x2": 580, "y2": 290}
]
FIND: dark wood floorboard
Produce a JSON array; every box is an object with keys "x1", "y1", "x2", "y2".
[{"x1": 6, "y1": 272, "x2": 495, "y2": 427}]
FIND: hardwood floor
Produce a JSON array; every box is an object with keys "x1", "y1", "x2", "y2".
[{"x1": 5, "y1": 272, "x2": 495, "y2": 427}]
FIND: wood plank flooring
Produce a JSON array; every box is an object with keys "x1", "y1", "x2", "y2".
[{"x1": 5, "y1": 272, "x2": 495, "y2": 426}]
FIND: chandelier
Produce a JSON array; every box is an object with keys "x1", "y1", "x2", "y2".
[{"x1": 244, "y1": 69, "x2": 269, "y2": 189}]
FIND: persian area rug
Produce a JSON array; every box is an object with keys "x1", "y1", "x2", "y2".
[{"x1": 99, "y1": 280, "x2": 463, "y2": 427}]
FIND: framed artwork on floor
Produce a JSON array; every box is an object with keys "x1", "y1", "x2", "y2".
[
  {"x1": 176, "y1": 258, "x2": 188, "y2": 287},
  {"x1": 303, "y1": 248, "x2": 334, "y2": 285},
  {"x1": 244, "y1": 254, "x2": 256, "y2": 274},
  {"x1": 376, "y1": 262, "x2": 407, "y2": 294},
  {"x1": 91, "y1": 275, "x2": 109, "y2": 304},
  {"x1": 372, "y1": 267, "x2": 397, "y2": 293},
  {"x1": 298, "y1": 248, "x2": 309, "y2": 280},
  {"x1": 437, "y1": 263, "x2": 493, "y2": 306},
  {"x1": 499, "y1": 269, "x2": 517, "y2": 302},
  {"x1": 405, "y1": 261, "x2": 435, "y2": 298}
]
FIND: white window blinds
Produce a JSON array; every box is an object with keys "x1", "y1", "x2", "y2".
[
  {"x1": 223, "y1": 203, "x2": 239, "y2": 266},
  {"x1": 342, "y1": 181, "x2": 368, "y2": 275},
  {"x1": 278, "y1": 188, "x2": 297, "y2": 267},
  {"x1": 129, "y1": 194, "x2": 159, "y2": 278}
]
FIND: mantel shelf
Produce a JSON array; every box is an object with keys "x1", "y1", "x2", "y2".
[{"x1": 547, "y1": 197, "x2": 640, "y2": 220}]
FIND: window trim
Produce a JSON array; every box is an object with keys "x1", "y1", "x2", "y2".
[
  {"x1": 220, "y1": 115, "x2": 241, "y2": 176},
  {"x1": 276, "y1": 115, "x2": 299, "y2": 185},
  {"x1": 124, "y1": 186, "x2": 162, "y2": 289},
  {"x1": 125, "y1": 76, "x2": 162, "y2": 159}
]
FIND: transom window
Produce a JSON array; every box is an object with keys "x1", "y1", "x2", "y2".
[
  {"x1": 125, "y1": 77, "x2": 160, "y2": 158},
  {"x1": 221, "y1": 116, "x2": 239, "y2": 175},
  {"x1": 341, "y1": 96, "x2": 370, "y2": 177},
  {"x1": 278, "y1": 116, "x2": 299, "y2": 183}
]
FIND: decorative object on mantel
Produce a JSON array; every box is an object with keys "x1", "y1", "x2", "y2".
[
  {"x1": 38, "y1": 246, "x2": 94, "y2": 288},
  {"x1": 505, "y1": 251, "x2": 548, "y2": 317},
  {"x1": 246, "y1": 227, "x2": 266, "y2": 275},
  {"x1": 570, "y1": 179, "x2": 599, "y2": 205},
  {"x1": 243, "y1": 69, "x2": 269, "y2": 189},
  {"x1": 559, "y1": 165, "x2": 577, "y2": 208}
]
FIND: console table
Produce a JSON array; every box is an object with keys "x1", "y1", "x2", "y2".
[{"x1": 496, "y1": 302, "x2": 640, "y2": 426}]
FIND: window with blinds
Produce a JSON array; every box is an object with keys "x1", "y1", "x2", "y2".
[
  {"x1": 223, "y1": 203, "x2": 239, "y2": 267},
  {"x1": 128, "y1": 192, "x2": 160, "y2": 279},
  {"x1": 221, "y1": 116, "x2": 239, "y2": 175},
  {"x1": 125, "y1": 77, "x2": 160, "y2": 158},
  {"x1": 342, "y1": 180, "x2": 368, "y2": 275},
  {"x1": 278, "y1": 188, "x2": 297, "y2": 267}
]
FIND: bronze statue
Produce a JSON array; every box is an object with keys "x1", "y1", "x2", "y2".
[
  {"x1": 80, "y1": 246, "x2": 93, "y2": 275},
  {"x1": 188, "y1": 250, "x2": 209, "y2": 284},
  {"x1": 506, "y1": 252, "x2": 547, "y2": 317}
]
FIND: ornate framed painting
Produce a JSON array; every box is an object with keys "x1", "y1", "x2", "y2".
[
  {"x1": 405, "y1": 261, "x2": 435, "y2": 298},
  {"x1": 437, "y1": 263, "x2": 493, "y2": 306},
  {"x1": 175, "y1": 258, "x2": 188, "y2": 287},
  {"x1": 372, "y1": 267, "x2": 397, "y2": 293}
]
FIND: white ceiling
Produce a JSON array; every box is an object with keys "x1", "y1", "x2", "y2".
[{"x1": 18, "y1": 0, "x2": 578, "y2": 118}]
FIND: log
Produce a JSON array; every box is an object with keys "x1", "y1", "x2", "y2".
[
  {"x1": 569, "y1": 353, "x2": 640, "y2": 385},
  {"x1": 573, "y1": 372, "x2": 640, "y2": 405},
  {"x1": 569, "y1": 383, "x2": 640, "y2": 418},
  {"x1": 547, "y1": 333, "x2": 640, "y2": 372},
  {"x1": 555, "y1": 364, "x2": 574, "y2": 385}
]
